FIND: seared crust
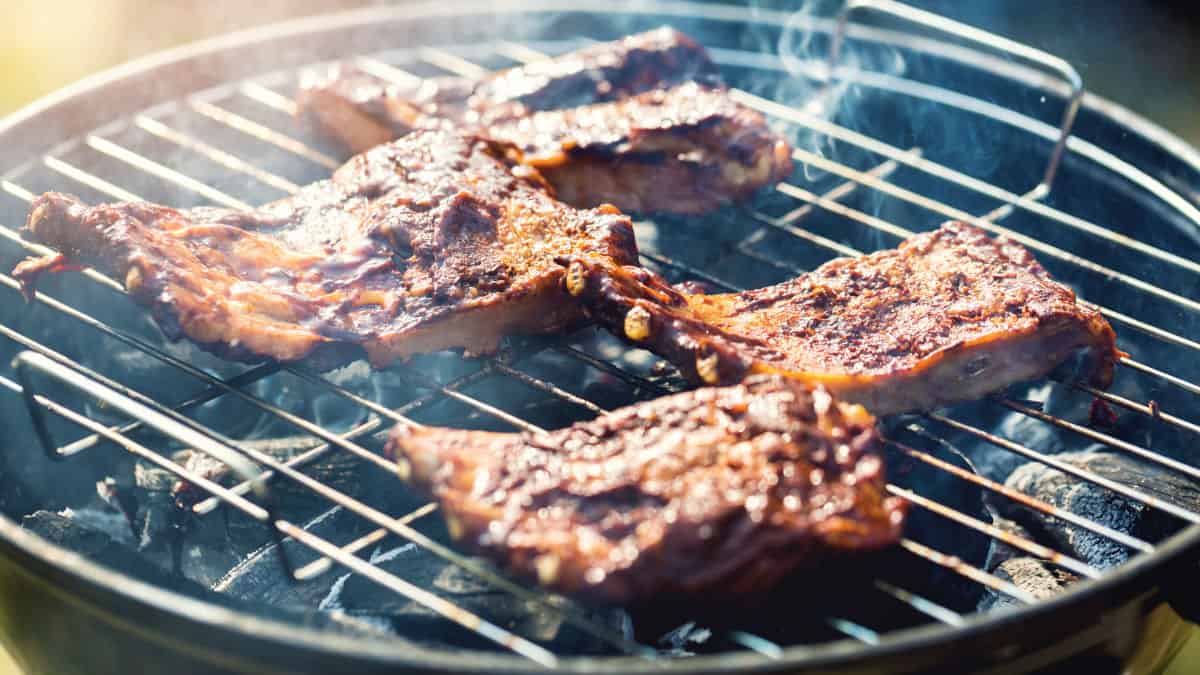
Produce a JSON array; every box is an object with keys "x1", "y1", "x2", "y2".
[
  {"x1": 487, "y1": 83, "x2": 794, "y2": 213},
  {"x1": 12, "y1": 130, "x2": 638, "y2": 368},
  {"x1": 386, "y1": 376, "x2": 906, "y2": 606},
  {"x1": 561, "y1": 222, "x2": 1118, "y2": 415},
  {"x1": 297, "y1": 26, "x2": 722, "y2": 155},
  {"x1": 297, "y1": 29, "x2": 792, "y2": 214}
]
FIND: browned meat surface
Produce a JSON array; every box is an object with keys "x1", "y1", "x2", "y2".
[
  {"x1": 298, "y1": 26, "x2": 721, "y2": 155},
  {"x1": 486, "y1": 83, "x2": 793, "y2": 214},
  {"x1": 297, "y1": 29, "x2": 793, "y2": 214},
  {"x1": 386, "y1": 376, "x2": 906, "y2": 605},
  {"x1": 12, "y1": 130, "x2": 638, "y2": 368},
  {"x1": 561, "y1": 222, "x2": 1119, "y2": 415}
]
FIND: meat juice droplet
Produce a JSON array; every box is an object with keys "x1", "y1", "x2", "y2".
[{"x1": 1088, "y1": 398, "x2": 1118, "y2": 428}]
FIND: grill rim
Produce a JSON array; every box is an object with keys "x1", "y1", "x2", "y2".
[{"x1": 1, "y1": 1, "x2": 1199, "y2": 672}]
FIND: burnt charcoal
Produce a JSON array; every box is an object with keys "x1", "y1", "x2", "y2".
[
  {"x1": 23, "y1": 509, "x2": 426, "y2": 642},
  {"x1": 1002, "y1": 450, "x2": 1200, "y2": 569},
  {"x1": 982, "y1": 558, "x2": 1077, "y2": 612},
  {"x1": 217, "y1": 504, "x2": 631, "y2": 654},
  {"x1": 23, "y1": 509, "x2": 200, "y2": 593},
  {"x1": 127, "y1": 435, "x2": 416, "y2": 587},
  {"x1": 978, "y1": 517, "x2": 1079, "y2": 611}
]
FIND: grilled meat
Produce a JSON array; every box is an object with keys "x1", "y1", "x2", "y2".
[
  {"x1": 298, "y1": 30, "x2": 792, "y2": 214},
  {"x1": 561, "y1": 222, "x2": 1119, "y2": 415},
  {"x1": 298, "y1": 26, "x2": 721, "y2": 155},
  {"x1": 12, "y1": 130, "x2": 638, "y2": 368},
  {"x1": 386, "y1": 376, "x2": 906, "y2": 605},
  {"x1": 484, "y1": 83, "x2": 793, "y2": 214}
]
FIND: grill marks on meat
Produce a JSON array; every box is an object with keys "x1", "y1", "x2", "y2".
[
  {"x1": 386, "y1": 376, "x2": 905, "y2": 605},
  {"x1": 298, "y1": 27, "x2": 721, "y2": 155},
  {"x1": 562, "y1": 222, "x2": 1119, "y2": 415},
  {"x1": 297, "y1": 29, "x2": 792, "y2": 214},
  {"x1": 12, "y1": 130, "x2": 638, "y2": 368}
]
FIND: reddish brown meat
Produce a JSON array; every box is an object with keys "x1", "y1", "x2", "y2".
[
  {"x1": 12, "y1": 130, "x2": 638, "y2": 368},
  {"x1": 485, "y1": 83, "x2": 793, "y2": 214},
  {"x1": 386, "y1": 376, "x2": 906, "y2": 605},
  {"x1": 560, "y1": 222, "x2": 1119, "y2": 415},
  {"x1": 297, "y1": 29, "x2": 793, "y2": 214},
  {"x1": 297, "y1": 26, "x2": 722, "y2": 154}
]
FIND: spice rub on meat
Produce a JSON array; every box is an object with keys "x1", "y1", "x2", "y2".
[
  {"x1": 386, "y1": 376, "x2": 906, "y2": 606},
  {"x1": 297, "y1": 29, "x2": 792, "y2": 214},
  {"x1": 485, "y1": 83, "x2": 792, "y2": 214},
  {"x1": 561, "y1": 222, "x2": 1119, "y2": 416},
  {"x1": 298, "y1": 26, "x2": 722, "y2": 156},
  {"x1": 12, "y1": 130, "x2": 638, "y2": 369}
]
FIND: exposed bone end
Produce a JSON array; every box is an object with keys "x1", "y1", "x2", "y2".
[
  {"x1": 564, "y1": 260, "x2": 586, "y2": 297},
  {"x1": 444, "y1": 513, "x2": 464, "y2": 541},
  {"x1": 124, "y1": 265, "x2": 145, "y2": 295},
  {"x1": 26, "y1": 203, "x2": 48, "y2": 234},
  {"x1": 696, "y1": 351, "x2": 721, "y2": 385},
  {"x1": 535, "y1": 553, "x2": 562, "y2": 586},
  {"x1": 624, "y1": 305, "x2": 652, "y2": 341}
]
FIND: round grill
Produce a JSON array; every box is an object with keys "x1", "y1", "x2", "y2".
[{"x1": 0, "y1": 2, "x2": 1197, "y2": 673}]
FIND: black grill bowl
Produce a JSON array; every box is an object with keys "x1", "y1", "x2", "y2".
[{"x1": 0, "y1": 2, "x2": 1198, "y2": 674}]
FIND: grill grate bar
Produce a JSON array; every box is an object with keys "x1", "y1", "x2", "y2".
[
  {"x1": 998, "y1": 397, "x2": 1200, "y2": 481},
  {"x1": 276, "y1": 519, "x2": 559, "y2": 666},
  {"x1": 886, "y1": 485, "x2": 1100, "y2": 579},
  {"x1": 189, "y1": 99, "x2": 339, "y2": 170},
  {"x1": 929, "y1": 413, "x2": 1200, "y2": 525},
  {"x1": 727, "y1": 88, "x2": 1200, "y2": 278},
  {"x1": 1120, "y1": 358, "x2": 1200, "y2": 399},
  {"x1": 353, "y1": 56, "x2": 424, "y2": 87},
  {"x1": 873, "y1": 580, "x2": 966, "y2": 626},
  {"x1": 42, "y1": 155, "x2": 143, "y2": 203},
  {"x1": 0, "y1": 372, "x2": 268, "y2": 520},
  {"x1": 826, "y1": 618, "x2": 880, "y2": 645},
  {"x1": 135, "y1": 115, "x2": 302, "y2": 194},
  {"x1": 85, "y1": 135, "x2": 253, "y2": 210},
  {"x1": 1071, "y1": 383, "x2": 1200, "y2": 437},
  {"x1": 890, "y1": 440, "x2": 1153, "y2": 553},
  {"x1": 194, "y1": 367, "x2": 496, "y2": 515},
  {"x1": 788, "y1": 145, "x2": 1200, "y2": 315},
  {"x1": 239, "y1": 82, "x2": 299, "y2": 116},
  {"x1": 727, "y1": 631, "x2": 784, "y2": 658},
  {"x1": 293, "y1": 502, "x2": 439, "y2": 581},
  {"x1": 60, "y1": 361, "x2": 282, "y2": 457},
  {"x1": 900, "y1": 538, "x2": 1036, "y2": 603}
]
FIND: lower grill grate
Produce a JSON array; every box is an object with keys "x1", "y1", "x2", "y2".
[{"x1": 0, "y1": 4, "x2": 1198, "y2": 668}]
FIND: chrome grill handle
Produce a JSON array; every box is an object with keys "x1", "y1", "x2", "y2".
[{"x1": 829, "y1": 0, "x2": 1083, "y2": 191}]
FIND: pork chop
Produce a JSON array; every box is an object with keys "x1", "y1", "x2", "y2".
[
  {"x1": 12, "y1": 130, "x2": 638, "y2": 368},
  {"x1": 386, "y1": 375, "x2": 906, "y2": 605},
  {"x1": 559, "y1": 221, "x2": 1118, "y2": 415}
]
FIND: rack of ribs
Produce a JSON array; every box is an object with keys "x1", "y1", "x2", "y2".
[
  {"x1": 386, "y1": 375, "x2": 906, "y2": 606},
  {"x1": 12, "y1": 130, "x2": 638, "y2": 369},
  {"x1": 297, "y1": 29, "x2": 793, "y2": 214},
  {"x1": 559, "y1": 221, "x2": 1119, "y2": 415}
]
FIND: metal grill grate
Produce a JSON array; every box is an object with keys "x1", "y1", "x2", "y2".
[{"x1": 0, "y1": 2, "x2": 1198, "y2": 667}]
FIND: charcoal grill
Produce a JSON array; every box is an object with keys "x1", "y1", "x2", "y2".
[{"x1": 0, "y1": 1, "x2": 1199, "y2": 673}]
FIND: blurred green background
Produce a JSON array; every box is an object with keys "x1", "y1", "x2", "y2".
[{"x1": 0, "y1": 0, "x2": 1196, "y2": 673}]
